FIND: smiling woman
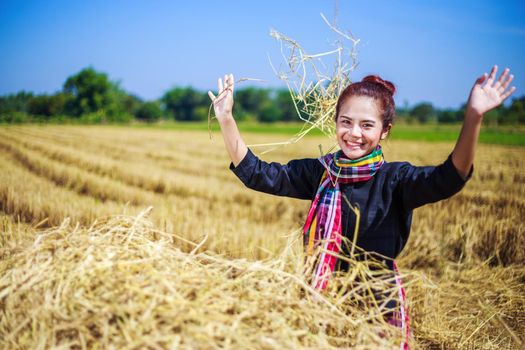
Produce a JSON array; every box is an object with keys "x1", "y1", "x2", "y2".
[
  {"x1": 208, "y1": 66, "x2": 516, "y2": 348},
  {"x1": 336, "y1": 96, "x2": 388, "y2": 159},
  {"x1": 334, "y1": 75, "x2": 395, "y2": 159}
]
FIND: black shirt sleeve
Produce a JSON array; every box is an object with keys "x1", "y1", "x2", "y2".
[
  {"x1": 229, "y1": 148, "x2": 325, "y2": 200},
  {"x1": 398, "y1": 153, "x2": 473, "y2": 211}
]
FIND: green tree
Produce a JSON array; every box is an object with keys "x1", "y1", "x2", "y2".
[
  {"x1": 28, "y1": 93, "x2": 70, "y2": 118},
  {"x1": 259, "y1": 100, "x2": 282, "y2": 123},
  {"x1": 0, "y1": 91, "x2": 34, "y2": 123},
  {"x1": 63, "y1": 67, "x2": 124, "y2": 118},
  {"x1": 410, "y1": 102, "x2": 434, "y2": 123},
  {"x1": 0, "y1": 91, "x2": 33, "y2": 114},
  {"x1": 161, "y1": 87, "x2": 207, "y2": 121},
  {"x1": 275, "y1": 89, "x2": 298, "y2": 121},
  {"x1": 505, "y1": 96, "x2": 525, "y2": 124},
  {"x1": 437, "y1": 108, "x2": 463, "y2": 124},
  {"x1": 120, "y1": 93, "x2": 143, "y2": 117},
  {"x1": 136, "y1": 101, "x2": 163, "y2": 122},
  {"x1": 235, "y1": 87, "x2": 290, "y2": 122},
  {"x1": 236, "y1": 87, "x2": 270, "y2": 113},
  {"x1": 193, "y1": 106, "x2": 210, "y2": 121}
]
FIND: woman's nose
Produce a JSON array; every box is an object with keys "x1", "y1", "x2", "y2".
[{"x1": 348, "y1": 125, "x2": 361, "y2": 138}]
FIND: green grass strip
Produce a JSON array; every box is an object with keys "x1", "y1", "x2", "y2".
[{"x1": 130, "y1": 121, "x2": 525, "y2": 146}]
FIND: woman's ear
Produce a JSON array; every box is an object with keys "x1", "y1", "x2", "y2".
[{"x1": 380, "y1": 123, "x2": 392, "y2": 140}]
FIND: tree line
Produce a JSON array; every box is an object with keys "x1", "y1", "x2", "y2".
[{"x1": 1, "y1": 67, "x2": 524, "y2": 125}]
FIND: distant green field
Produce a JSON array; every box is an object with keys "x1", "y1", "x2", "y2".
[
  {"x1": 391, "y1": 124, "x2": 525, "y2": 146},
  {"x1": 132, "y1": 121, "x2": 525, "y2": 146}
]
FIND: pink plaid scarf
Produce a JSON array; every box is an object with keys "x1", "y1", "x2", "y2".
[{"x1": 303, "y1": 146, "x2": 384, "y2": 290}]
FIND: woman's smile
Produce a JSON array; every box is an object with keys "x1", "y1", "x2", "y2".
[
  {"x1": 344, "y1": 140, "x2": 363, "y2": 146},
  {"x1": 343, "y1": 140, "x2": 363, "y2": 150}
]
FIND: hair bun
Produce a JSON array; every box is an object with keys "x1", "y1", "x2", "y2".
[{"x1": 362, "y1": 75, "x2": 396, "y2": 96}]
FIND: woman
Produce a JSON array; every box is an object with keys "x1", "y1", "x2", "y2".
[{"x1": 208, "y1": 66, "x2": 515, "y2": 348}]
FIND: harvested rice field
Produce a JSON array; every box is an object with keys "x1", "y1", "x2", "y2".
[{"x1": 0, "y1": 125, "x2": 524, "y2": 349}]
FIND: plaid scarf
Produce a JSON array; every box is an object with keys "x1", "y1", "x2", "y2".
[{"x1": 303, "y1": 146, "x2": 384, "y2": 291}]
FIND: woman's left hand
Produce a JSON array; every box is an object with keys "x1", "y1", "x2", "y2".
[{"x1": 467, "y1": 65, "x2": 516, "y2": 117}]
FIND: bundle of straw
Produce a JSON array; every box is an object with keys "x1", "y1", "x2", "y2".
[
  {"x1": 268, "y1": 13, "x2": 359, "y2": 141},
  {"x1": 208, "y1": 12, "x2": 360, "y2": 153},
  {"x1": 1, "y1": 208, "x2": 408, "y2": 349}
]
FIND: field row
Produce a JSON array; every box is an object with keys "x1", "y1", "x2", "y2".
[
  {"x1": 0, "y1": 127, "x2": 316, "y2": 258},
  {"x1": 0, "y1": 125, "x2": 524, "y2": 265}
]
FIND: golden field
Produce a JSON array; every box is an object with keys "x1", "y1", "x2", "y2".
[{"x1": 0, "y1": 125, "x2": 524, "y2": 349}]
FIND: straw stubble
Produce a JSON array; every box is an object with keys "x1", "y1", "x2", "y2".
[{"x1": 1, "y1": 208, "x2": 408, "y2": 349}]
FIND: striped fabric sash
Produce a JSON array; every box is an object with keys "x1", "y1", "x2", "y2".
[{"x1": 303, "y1": 146, "x2": 385, "y2": 290}]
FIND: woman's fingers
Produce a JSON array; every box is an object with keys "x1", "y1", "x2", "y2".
[
  {"x1": 486, "y1": 65, "x2": 498, "y2": 86},
  {"x1": 480, "y1": 66, "x2": 515, "y2": 100},
  {"x1": 224, "y1": 74, "x2": 230, "y2": 93},
  {"x1": 229, "y1": 74, "x2": 235, "y2": 93},
  {"x1": 486, "y1": 67, "x2": 515, "y2": 100},
  {"x1": 217, "y1": 74, "x2": 235, "y2": 95},
  {"x1": 502, "y1": 86, "x2": 517, "y2": 101},
  {"x1": 218, "y1": 77, "x2": 224, "y2": 94},
  {"x1": 501, "y1": 74, "x2": 514, "y2": 92},
  {"x1": 210, "y1": 74, "x2": 235, "y2": 106},
  {"x1": 494, "y1": 68, "x2": 509, "y2": 90},
  {"x1": 474, "y1": 73, "x2": 488, "y2": 87},
  {"x1": 223, "y1": 74, "x2": 232, "y2": 92},
  {"x1": 495, "y1": 68, "x2": 516, "y2": 101}
]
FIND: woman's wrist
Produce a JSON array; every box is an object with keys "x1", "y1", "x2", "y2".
[
  {"x1": 217, "y1": 113, "x2": 235, "y2": 125},
  {"x1": 464, "y1": 106, "x2": 484, "y2": 124}
]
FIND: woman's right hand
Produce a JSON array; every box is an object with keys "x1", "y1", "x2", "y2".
[
  {"x1": 208, "y1": 73, "x2": 247, "y2": 166},
  {"x1": 208, "y1": 74, "x2": 235, "y2": 121}
]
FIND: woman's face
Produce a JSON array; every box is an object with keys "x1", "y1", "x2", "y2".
[{"x1": 335, "y1": 95, "x2": 390, "y2": 160}]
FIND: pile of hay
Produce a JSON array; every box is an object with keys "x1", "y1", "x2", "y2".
[
  {"x1": 1, "y1": 208, "x2": 407, "y2": 349},
  {"x1": 407, "y1": 263, "x2": 525, "y2": 348}
]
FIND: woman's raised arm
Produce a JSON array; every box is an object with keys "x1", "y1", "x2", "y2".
[
  {"x1": 208, "y1": 73, "x2": 248, "y2": 167},
  {"x1": 452, "y1": 65, "x2": 516, "y2": 178}
]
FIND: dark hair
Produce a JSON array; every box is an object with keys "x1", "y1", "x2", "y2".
[{"x1": 335, "y1": 75, "x2": 396, "y2": 129}]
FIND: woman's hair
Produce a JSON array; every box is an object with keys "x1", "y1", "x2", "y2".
[{"x1": 335, "y1": 75, "x2": 396, "y2": 129}]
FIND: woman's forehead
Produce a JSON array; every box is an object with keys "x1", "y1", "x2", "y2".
[{"x1": 338, "y1": 96, "x2": 381, "y2": 119}]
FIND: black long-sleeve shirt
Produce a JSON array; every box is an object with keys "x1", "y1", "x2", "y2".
[{"x1": 230, "y1": 148, "x2": 472, "y2": 271}]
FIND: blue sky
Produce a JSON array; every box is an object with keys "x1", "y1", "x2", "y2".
[{"x1": 1, "y1": 0, "x2": 524, "y2": 108}]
